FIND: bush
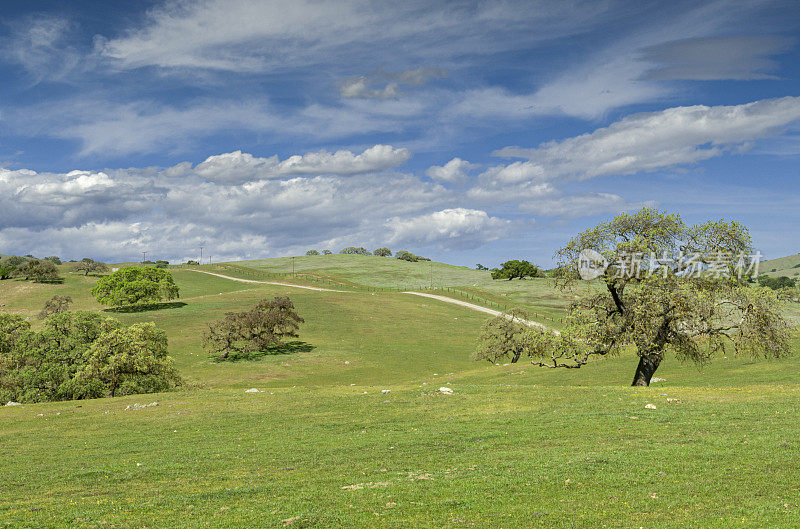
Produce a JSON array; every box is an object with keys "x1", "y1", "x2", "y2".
[
  {"x1": 75, "y1": 258, "x2": 109, "y2": 276},
  {"x1": 0, "y1": 262, "x2": 15, "y2": 280},
  {"x1": 13, "y1": 259, "x2": 61, "y2": 282},
  {"x1": 340, "y1": 246, "x2": 371, "y2": 255},
  {"x1": 306, "y1": 249, "x2": 320, "y2": 256},
  {"x1": 0, "y1": 312, "x2": 180, "y2": 403},
  {"x1": 186, "y1": 260, "x2": 200, "y2": 265},
  {"x1": 395, "y1": 250, "x2": 418, "y2": 262},
  {"x1": 322, "y1": 250, "x2": 333, "y2": 255},
  {"x1": 204, "y1": 297, "x2": 304, "y2": 360},
  {"x1": 490, "y1": 260, "x2": 544, "y2": 280},
  {"x1": 39, "y1": 295, "x2": 73, "y2": 319},
  {"x1": 374, "y1": 247, "x2": 392, "y2": 257},
  {"x1": 759, "y1": 275, "x2": 797, "y2": 290},
  {"x1": 90, "y1": 266, "x2": 180, "y2": 307}
]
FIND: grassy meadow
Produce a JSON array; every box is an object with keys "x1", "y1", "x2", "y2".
[{"x1": 1, "y1": 257, "x2": 799, "y2": 528}]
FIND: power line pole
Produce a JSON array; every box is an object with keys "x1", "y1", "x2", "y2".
[
  {"x1": 200, "y1": 244, "x2": 204, "y2": 265},
  {"x1": 142, "y1": 251, "x2": 147, "y2": 264},
  {"x1": 292, "y1": 256, "x2": 296, "y2": 277}
]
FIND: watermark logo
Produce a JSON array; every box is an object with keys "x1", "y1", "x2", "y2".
[{"x1": 578, "y1": 250, "x2": 761, "y2": 280}]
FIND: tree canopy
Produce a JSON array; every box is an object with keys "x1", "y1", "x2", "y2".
[
  {"x1": 13, "y1": 259, "x2": 61, "y2": 282},
  {"x1": 0, "y1": 312, "x2": 179, "y2": 403},
  {"x1": 340, "y1": 246, "x2": 371, "y2": 255},
  {"x1": 203, "y1": 297, "x2": 305, "y2": 360},
  {"x1": 478, "y1": 208, "x2": 792, "y2": 386},
  {"x1": 75, "y1": 258, "x2": 109, "y2": 276},
  {"x1": 490, "y1": 260, "x2": 543, "y2": 280},
  {"x1": 374, "y1": 247, "x2": 392, "y2": 257},
  {"x1": 90, "y1": 266, "x2": 180, "y2": 307}
]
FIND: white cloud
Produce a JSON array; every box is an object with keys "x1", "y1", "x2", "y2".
[
  {"x1": 425, "y1": 158, "x2": 477, "y2": 183},
  {"x1": 641, "y1": 35, "x2": 794, "y2": 81},
  {"x1": 519, "y1": 193, "x2": 647, "y2": 217},
  {"x1": 386, "y1": 208, "x2": 510, "y2": 250},
  {"x1": 487, "y1": 96, "x2": 800, "y2": 182},
  {"x1": 339, "y1": 67, "x2": 447, "y2": 99},
  {"x1": 194, "y1": 145, "x2": 411, "y2": 183}
]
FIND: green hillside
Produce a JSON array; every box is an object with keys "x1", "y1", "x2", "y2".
[
  {"x1": 761, "y1": 253, "x2": 800, "y2": 277},
  {"x1": 1, "y1": 259, "x2": 799, "y2": 527}
]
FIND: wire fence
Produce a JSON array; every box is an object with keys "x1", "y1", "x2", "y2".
[{"x1": 170, "y1": 263, "x2": 565, "y2": 324}]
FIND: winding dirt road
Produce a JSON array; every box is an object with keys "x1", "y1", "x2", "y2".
[{"x1": 188, "y1": 269, "x2": 556, "y2": 332}]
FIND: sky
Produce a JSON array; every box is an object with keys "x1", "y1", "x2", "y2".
[{"x1": 1, "y1": 0, "x2": 799, "y2": 266}]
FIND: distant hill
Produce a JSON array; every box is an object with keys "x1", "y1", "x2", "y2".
[{"x1": 760, "y1": 253, "x2": 800, "y2": 277}]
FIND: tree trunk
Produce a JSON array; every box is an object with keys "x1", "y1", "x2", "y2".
[{"x1": 631, "y1": 353, "x2": 662, "y2": 387}]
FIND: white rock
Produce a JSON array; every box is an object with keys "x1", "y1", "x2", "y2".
[
  {"x1": 244, "y1": 388, "x2": 260, "y2": 393},
  {"x1": 645, "y1": 403, "x2": 657, "y2": 409},
  {"x1": 651, "y1": 377, "x2": 666, "y2": 383},
  {"x1": 381, "y1": 389, "x2": 391, "y2": 394},
  {"x1": 439, "y1": 387, "x2": 454, "y2": 395},
  {"x1": 5, "y1": 401, "x2": 21, "y2": 406}
]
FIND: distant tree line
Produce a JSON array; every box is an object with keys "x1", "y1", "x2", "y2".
[{"x1": 302, "y1": 247, "x2": 429, "y2": 261}]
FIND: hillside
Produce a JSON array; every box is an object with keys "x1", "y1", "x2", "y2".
[
  {"x1": 761, "y1": 253, "x2": 800, "y2": 277},
  {"x1": 1, "y1": 258, "x2": 799, "y2": 527}
]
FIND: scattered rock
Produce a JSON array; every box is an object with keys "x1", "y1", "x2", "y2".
[
  {"x1": 651, "y1": 377, "x2": 666, "y2": 383},
  {"x1": 125, "y1": 402, "x2": 158, "y2": 411},
  {"x1": 244, "y1": 388, "x2": 260, "y2": 393},
  {"x1": 645, "y1": 403, "x2": 657, "y2": 409},
  {"x1": 439, "y1": 387, "x2": 454, "y2": 395},
  {"x1": 649, "y1": 492, "x2": 659, "y2": 499},
  {"x1": 381, "y1": 389, "x2": 391, "y2": 394},
  {"x1": 666, "y1": 398, "x2": 683, "y2": 404},
  {"x1": 5, "y1": 401, "x2": 21, "y2": 406}
]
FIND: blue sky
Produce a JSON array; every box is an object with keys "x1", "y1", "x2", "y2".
[{"x1": 1, "y1": 0, "x2": 799, "y2": 266}]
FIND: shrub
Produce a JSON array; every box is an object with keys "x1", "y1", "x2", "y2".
[
  {"x1": 13, "y1": 259, "x2": 61, "y2": 282},
  {"x1": 39, "y1": 295, "x2": 73, "y2": 319},
  {"x1": 374, "y1": 247, "x2": 392, "y2": 257},
  {"x1": 490, "y1": 260, "x2": 544, "y2": 280},
  {"x1": 90, "y1": 266, "x2": 180, "y2": 307},
  {"x1": 204, "y1": 297, "x2": 304, "y2": 360},
  {"x1": 322, "y1": 250, "x2": 333, "y2": 255},
  {"x1": 0, "y1": 312, "x2": 180, "y2": 403},
  {"x1": 75, "y1": 258, "x2": 109, "y2": 276},
  {"x1": 395, "y1": 250, "x2": 418, "y2": 262},
  {"x1": 339, "y1": 246, "x2": 371, "y2": 255}
]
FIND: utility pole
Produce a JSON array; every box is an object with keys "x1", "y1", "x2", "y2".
[
  {"x1": 142, "y1": 251, "x2": 147, "y2": 264},
  {"x1": 292, "y1": 256, "x2": 296, "y2": 277},
  {"x1": 200, "y1": 245, "x2": 204, "y2": 265},
  {"x1": 430, "y1": 260, "x2": 433, "y2": 289}
]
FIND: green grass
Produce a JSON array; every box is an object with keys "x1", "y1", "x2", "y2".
[
  {"x1": 761, "y1": 253, "x2": 800, "y2": 278},
  {"x1": 1, "y1": 257, "x2": 800, "y2": 527}
]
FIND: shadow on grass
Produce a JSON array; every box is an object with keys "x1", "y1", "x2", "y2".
[
  {"x1": 215, "y1": 341, "x2": 315, "y2": 362},
  {"x1": 103, "y1": 301, "x2": 188, "y2": 313}
]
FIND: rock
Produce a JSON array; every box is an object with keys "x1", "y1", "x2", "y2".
[
  {"x1": 244, "y1": 388, "x2": 260, "y2": 393},
  {"x1": 5, "y1": 401, "x2": 21, "y2": 406},
  {"x1": 645, "y1": 403, "x2": 657, "y2": 409},
  {"x1": 651, "y1": 377, "x2": 666, "y2": 383},
  {"x1": 381, "y1": 389, "x2": 391, "y2": 394},
  {"x1": 125, "y1": 402, "x2": 158, "y2": 411},
  {"x1": 666, "y1": 398, "x2": 683, "y2": 404},
  {"x1": 439, "y1": 387, "x2": 454, "y2": 395}
]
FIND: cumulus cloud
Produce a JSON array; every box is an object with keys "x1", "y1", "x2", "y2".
[
  {"x1": 194, "y1": 145, "x2": 411, "y2": 183},
  {"x1": 487, "y1": 96, "x2": 800, "y2": 182},
  {"x1": 425, "y1": 158, "x2": 477, "y2": 183},
  {"x1": 386, "y1": 208, "x2": 510, "y2": 250}
]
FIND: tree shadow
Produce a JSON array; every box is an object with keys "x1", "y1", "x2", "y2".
[
  {"x1": 34, "y1": 279, "x2": 65, "y2": 284},
  {"x1": 216, "y1": 341, "x2": 316, "y2": 362},
  {"x1": 104, "y1": 301, "x2": 188, "y2": 313}
]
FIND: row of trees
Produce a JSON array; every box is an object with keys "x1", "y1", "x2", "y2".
[
  {"x1": 0, "y1": 311, "x2": 180, "y2": 403},
  {"x1": 0, "y1": 256, "x2": 111, "y2": 282},
  {"x1": 304, "y1": 247, "x2": 429, "y2": 261},
  {"x1": 476, "y1": 208, "x2": 793, "y2": 387}
]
